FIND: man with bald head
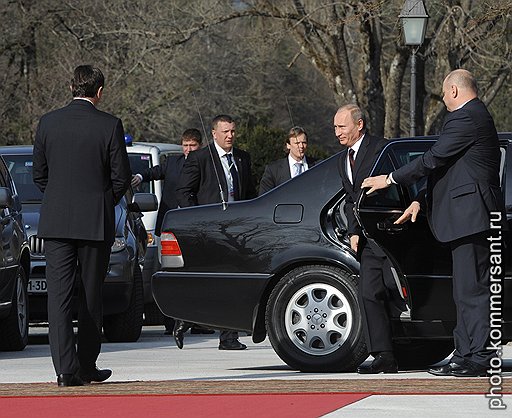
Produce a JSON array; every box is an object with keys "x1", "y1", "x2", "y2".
[{"x1": 362, "y1": 69, "x2": 504, "y2": 377}]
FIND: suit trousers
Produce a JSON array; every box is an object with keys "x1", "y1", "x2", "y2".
[
  {"x1": 358, "y1": 242, "x2": 394, "y2": 354},
  {"x1": 219, "y1": 330, "x2": 239, "y2": 342},
  {"x1": 45, "y1": 238, "x2": 111, "y2": 375},
  {"x1": 450, "y1": 231, "x2": 494, "y2": 367}
]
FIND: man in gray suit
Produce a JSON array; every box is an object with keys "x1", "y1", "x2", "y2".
[
  {"x1": 363, "y1": 69, "x2": 505, "y2": 377},
  {"x1": 259, "y1": 126, "x2": 317, "y2": 195},
  {"x1": 33, "y1": 65, "x2": 131, "y2": 386}
]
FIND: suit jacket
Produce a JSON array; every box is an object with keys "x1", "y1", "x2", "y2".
[
  {"x1": 338, "y1": 134, "x2": 389, "y2": 237},
  {"x1": 141, "y1": 154, "x2": 184, "y2": 235},
  {"x1": 176, "y1": 143, "x2": 256, "y2": 207},
  {"x1": 393, "y1": 98, "x2": 504, "y2": 243},
  {"x1": 33, "y1": 99, "x2": 131, "y2": 244},
  {"x1": 259, "y1": 156, "x2": 318, "y2": 195}
]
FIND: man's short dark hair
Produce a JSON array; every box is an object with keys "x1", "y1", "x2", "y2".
[
  {"x1": 181, "y1": 128, "x2": 202, "y2": 145},
  {"x1": 286, "y1": 126, "x2": 308, "y2": 144},
  {"x1": 211, "y1": 115, "x2": 234, "y2": 130},
  {"x1": 71, "y1": 65, "x2": 105, "y2": 98}
]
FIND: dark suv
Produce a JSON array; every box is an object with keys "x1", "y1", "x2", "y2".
[
  {"x1": 0, "y1": 146, "x2": 157, "y2": 343},
  {"x1": 0, "y1": 155, "x2": 31, "y2": 351},
  {"x1": 151, "y1": 134, "x2": 511, "y2": 372}
]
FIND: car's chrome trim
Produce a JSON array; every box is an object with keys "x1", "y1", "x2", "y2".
[{"x1": 153, "y1": 271, "x2": 271, "y2": 280}]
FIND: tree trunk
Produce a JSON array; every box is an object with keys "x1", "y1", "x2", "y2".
[{"x1": 384, "y1": 50, "x2": 408, "y2": 138}]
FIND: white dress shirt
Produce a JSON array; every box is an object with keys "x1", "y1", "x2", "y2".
[
  {"x1": 214, "y1": 141, "x2": 238, "y2": 202},
  {"x1": 288, "y1": 155, "x2": 309, "y2": 178}
]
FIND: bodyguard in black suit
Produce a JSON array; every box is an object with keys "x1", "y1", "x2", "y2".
[
  {"x1": 176, "y1": 125, "x2": 256, "y2": 207},
  {"x1": 33, "y1": 65, "x2": 131, "y2": 386},
  {"x1": 131, "y1": 129, "x2": 202, "y2": 236},
  {"x1": 363, "y1": 69, "x2": 505, "y2": 377},
  {"x1": 175, "y1": 114, "x2": 256, "y2": 350},
  {"x1": 334, "y1": 104, "x2": 396, "y2": 374},
  {"x1": 259, "y1": 126, "x2": 317, "y2": 195},
  {"x1": 131, "y1": 129, "x2": 206, "y2": 338}
]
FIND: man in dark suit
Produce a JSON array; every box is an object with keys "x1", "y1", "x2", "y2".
[
  {"x1": 259, "y1": 126, "x2": 317, "y2": 195},
  {"x1": 362, "y1": 69, "x2": 504, "y2": 377},
  {"x1": 335, "y1": 104, "x2": 396, "y2": 374},
  {"x1": 175, "y1": 114, "x2": 256, "y2": 350},
  {"x1": 131, "y1": 129, "x2": 214, "y2": 338},
  {"x1": 131, "y1": 128, "x2": 203, "y2": 236},
  {"x1": 33, "y1": 65, "x2": 131, "y2": 387}
]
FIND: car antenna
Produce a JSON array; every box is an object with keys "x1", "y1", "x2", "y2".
[
  {"x1": 286, "y1": 95, "x2": 300, "y2": 147},
  {"x1": 193, "y1": 93, "x2": 228, "y2": 211},
  {"x1": 285, "y1": 95, "x2": 295, "y2": 127}
]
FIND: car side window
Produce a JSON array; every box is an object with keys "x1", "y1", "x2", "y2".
[
  {"x1": 361, "y1": 141, "x2": 433, "y2": 209},
  {"x1": 0, "y1": 159, "x2": 10, "y2": 188},
  {"x1": 363, "y1": 154, "x2": 404, "y2": 208},
  {"x1": 0, "y1": 159, "x2": 11, "y2": 217},
  {"x1": 389, "y1": 143, "x2": 431, "y2": 201},
  {"x1": 128, "y1": 154, "x2": 153, "y2": 194}
]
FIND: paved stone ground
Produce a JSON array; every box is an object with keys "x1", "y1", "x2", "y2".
[{"x1": 0, "y1": 326, "x2": 510, "y2": 397}]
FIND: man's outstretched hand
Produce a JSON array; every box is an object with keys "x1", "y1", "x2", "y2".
[
  {"x1": 395, "y1": 201, "x2": 421, "y2": 224},
  {"x1": 361, "y1": 175, "x2": 389, "y2": 195}
]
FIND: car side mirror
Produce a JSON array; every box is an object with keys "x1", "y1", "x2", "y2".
[
  {"x1": 129, "y1": 193, "x2": 158, "y2": 212},
  {"x1": 0, "y1": 187, "x2": 14, "y2": 209}
]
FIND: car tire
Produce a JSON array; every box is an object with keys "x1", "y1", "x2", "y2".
[
  {"x1": 103, "y1": 264, "x2": 144, "y2": 343},
  {"x1": 0, "y1": 266, "x2": 29, "y2": 351},
  {"x1": 266, "y1": 265, "x2": 367, "y2": 372},
  {"x1": 393, "y1": 339, "x2": 454, "y2": 369}
]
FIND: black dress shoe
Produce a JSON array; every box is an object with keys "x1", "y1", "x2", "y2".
[
  {"x1": 450, "y1": 362, "x2": 488, "y2": 377},
  {"x1": 428, "y1": 362, "x2": 465, "y2": 376},
  {"x1": 57, "y1": 373, "x2": 84, "y2": 387},
  {"x1": 79, "y1": 367, "x2": 112, "y2": 383},
  {"x1": 357, "y1": 353, "x2": 398, "y2": 374},
  {"x1": 173, "y1": 320, "x2": 192, "y2": 349},
  {"x1": 218, "y1": 339, "x2": 247, "y2": 350}
]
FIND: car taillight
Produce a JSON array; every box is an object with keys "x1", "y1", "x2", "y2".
[
  {"x1": 159, "y1": 232, "x2": 184, "y2": 268},
  {"x1": 160, "y1": 232, "x2": 182, "y2": 256}
]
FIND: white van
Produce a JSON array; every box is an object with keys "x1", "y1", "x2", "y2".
[{"x1": 127, "y1": 142, "x2": 183, "y2": 324}]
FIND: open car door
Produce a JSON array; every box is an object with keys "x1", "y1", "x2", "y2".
[{"x1": 355, "y1": 139, "x2": 455, "y2": 324}]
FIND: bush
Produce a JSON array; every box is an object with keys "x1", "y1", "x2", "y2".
[{"x1": 236, "y1": 123, "x2": 331, "y2": 186}]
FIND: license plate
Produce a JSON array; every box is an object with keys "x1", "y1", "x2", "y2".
[{"x1": 28, "y1": 278, "x2": 47, "y2": 294}]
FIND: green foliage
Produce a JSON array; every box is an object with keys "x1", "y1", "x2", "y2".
[
  {"x1": 236, "y1": 123, "x2": 287, "y2": 184},
  {"x1": 236, "y1": 122, "x2": 332, "y2": 186}
]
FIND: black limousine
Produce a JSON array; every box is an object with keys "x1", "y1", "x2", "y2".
[{"x1": 152, "y1": 134, "x2": 511, "y2": 372}]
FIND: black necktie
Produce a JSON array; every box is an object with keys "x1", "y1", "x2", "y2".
[
  {"x1": 226, "y1": 153, "x2": 240, "y2": 201},
  {"x1": 348, "y1": 149, "x2": 356, "y2": 175}
]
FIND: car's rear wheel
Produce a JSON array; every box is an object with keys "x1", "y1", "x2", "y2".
[
  {"x1": 103, "y1": 264, "x2": 143, "y2": 342},
  {"x1": 393, "y1": 339, "x2": 454, "y2": 369},
  {"x1": 0, "y1": 266, "x2": 29, "y2": 351},
  {"x1": 266, "y1": 265, "x2": 367, "y2": 372}
]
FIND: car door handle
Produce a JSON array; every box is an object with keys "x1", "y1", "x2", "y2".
[{"x1": 376, "y1": 221, "x2": 407, "y2": 234}]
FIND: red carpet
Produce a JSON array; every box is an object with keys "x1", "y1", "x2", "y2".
[{"x1": 0, "y1": 393, "x2": 370, "y2": 417}]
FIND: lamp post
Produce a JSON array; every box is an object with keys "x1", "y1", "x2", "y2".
[{"x1": 399, "y1": 0, "x2": 429, "y2": 137}]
